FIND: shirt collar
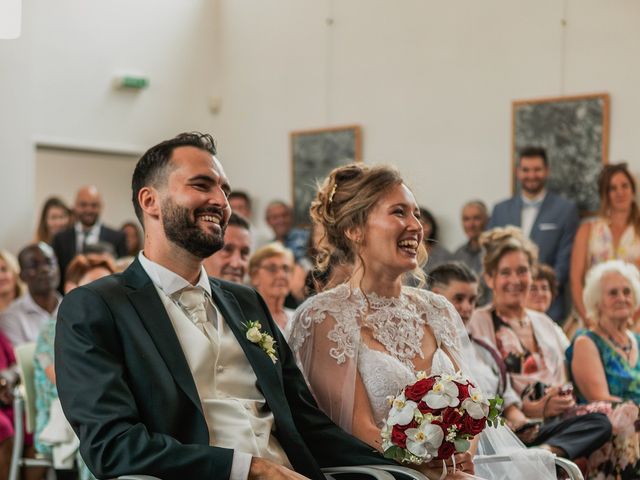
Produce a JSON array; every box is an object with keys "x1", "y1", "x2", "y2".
[
  {"x1": 22, "y1": 290, "x2": 62, "y2": 316},
  {"x1": 521, "y1": 190, "x2": 546, "y2": 208},
  {"x1": 74, "y1": 221, "x2": 101, "y2": 236},
  {"x1": 137, "y1": 251, "x2": 212, "y2": 297}
]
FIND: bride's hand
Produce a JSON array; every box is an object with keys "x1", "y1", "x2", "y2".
[{"x1": 420, "y1": 452, "x2": 475, "y2": 477}]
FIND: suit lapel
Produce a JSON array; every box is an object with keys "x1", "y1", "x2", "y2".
[
  {"x1": 124, "y1": 261, "x2": 204, "y2": 416},
  {"x1": 209, "y1": 282, "x2": 285, "y2": 404},
  {"x1": 509, "y1": 196, "x2": 523, "y2": 227}
]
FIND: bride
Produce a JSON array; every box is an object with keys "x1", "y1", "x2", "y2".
[{"x1": 288, "y1": 164, "x2": 555, "y2": 480}]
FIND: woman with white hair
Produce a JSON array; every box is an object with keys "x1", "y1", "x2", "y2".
[{"x1": 567, "y1": 259, "x2": 640, "y2": 478}]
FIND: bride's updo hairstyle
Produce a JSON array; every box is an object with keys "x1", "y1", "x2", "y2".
[
  {"x1": 479, "y1": 226, "x2": 538, "y2": 277},
  {"x1": 310, "y1": 163, "x2": 427, "y2": 284}
]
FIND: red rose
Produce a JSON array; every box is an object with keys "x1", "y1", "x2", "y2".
[
  {"x1": 460, "y1": 414, "x2": 487, "y2": 435},
  {"x1": 436, "y1": 440, "x2": 456, "y2": 460},
  {"x1": 395, "y1": 419, "x2": 418, "y2": 431},
  {"x1": 391, "y1": 424, "x2": 408, "y2": 448},
  {"x1": 441, "y1": 407, "x2": 463, "y2": 427},
  {"x1": 405, "y1": 377, "x2": 437, "y2": 401},
  {"x1": 417, "y1": 401, "x2": 440, "y2": 416},
  {"x1": 456, "y1": 382, "x2": 470, "y2": 400}
]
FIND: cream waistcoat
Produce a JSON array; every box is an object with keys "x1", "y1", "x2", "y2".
[{"x1": 155, "y1": 286, "x2": 291, "y2": 467}]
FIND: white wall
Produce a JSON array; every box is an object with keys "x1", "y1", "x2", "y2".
[
  {"x1": 215, "y1": 0, "x2": 640, "y2": 248},
  {"x1": 1, "y1": 0, "x2": 640, "y2": 253},
  {"x1": 0, "y1": 0, "x2": 221, "y2": 252}
]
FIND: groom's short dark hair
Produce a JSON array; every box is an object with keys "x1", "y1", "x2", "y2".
[{"x1": 131, "y1": 132, "x2": 217, "y2": 225}]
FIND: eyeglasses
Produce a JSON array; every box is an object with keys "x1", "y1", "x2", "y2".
[{"x1": 259, "y1": 264, "x2": 293, "y2": 275}]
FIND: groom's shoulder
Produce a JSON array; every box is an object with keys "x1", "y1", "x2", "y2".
[{"x1": 210, "y1": 277, "x2": 258, "y2": 301}]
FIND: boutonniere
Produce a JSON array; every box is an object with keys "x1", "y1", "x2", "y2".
[{"x1": 244, "y1": 320, "x2": 278, "y2": 364}]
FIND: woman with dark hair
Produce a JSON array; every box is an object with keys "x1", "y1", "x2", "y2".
[
  {"x1": 571, "y1": 163, "x2": 640, "y2": 326},
  {"x1": 419, "y1": 207, "x2": 453, "y2": 274},
  {"x1": 120, "y1": 220, "x2": 143, "y2": 257},
  {"x1": 34, "y1": 197, "x2": 72, "y2": 245}
]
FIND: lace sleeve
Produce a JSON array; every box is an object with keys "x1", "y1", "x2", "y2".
[{"x1": 288, "y1": 287, "x2": 361, "y2": 433}]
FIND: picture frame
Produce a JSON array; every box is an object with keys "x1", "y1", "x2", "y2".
[
  {"x1": 512, "y1": 93, "x2": 610, "y2": 213},
  {"x1": 290, "y1": 125, "x2": 362, "y2": 225}
]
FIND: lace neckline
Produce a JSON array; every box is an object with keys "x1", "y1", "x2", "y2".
[{"x1": 349, "y1": 286, "x2": 428, "y2": 367}]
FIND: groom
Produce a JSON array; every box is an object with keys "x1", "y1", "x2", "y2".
[{"x1": 55, "y1": 133, "x2": 393, "y2": 480}]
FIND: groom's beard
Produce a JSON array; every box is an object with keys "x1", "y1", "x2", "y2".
[{"x1": 161, "y1": 198, "x2": 226, "y2": 258}]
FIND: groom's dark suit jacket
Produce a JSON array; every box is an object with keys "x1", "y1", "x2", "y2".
[{"x1": 55, "y1": 259, "x2": 391, "y2": 479}]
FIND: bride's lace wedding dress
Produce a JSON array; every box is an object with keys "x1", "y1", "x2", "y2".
[{"x1": 288, "y1": 284, "x2": 556, "y2": 480}]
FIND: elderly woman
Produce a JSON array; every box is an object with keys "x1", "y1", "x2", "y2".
[
  {"x1": 468, "y1": 226, "x2": 611, "y2": 462},
  {"x1": 567, "y1": 260, "x2": 640, "y2": 478},
  {"x1": 249, "y1": 243, "x2": 295, "y2": 333}
]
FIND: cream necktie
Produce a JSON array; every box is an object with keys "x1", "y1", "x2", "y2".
[{"x1": 178, "y1": 287, "x2": 218, "y2": 343}]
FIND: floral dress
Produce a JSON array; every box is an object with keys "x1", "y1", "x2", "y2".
[
  {"x1": 34, "y1": 318, "x2": 96, "y2": 480},
  {"x1": 567, "y1": 329, "x2": 640, "y2": 479}
]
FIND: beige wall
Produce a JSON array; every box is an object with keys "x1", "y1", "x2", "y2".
[{"x1": 35, "y1": 147, "x2": 139, "y2": 233}]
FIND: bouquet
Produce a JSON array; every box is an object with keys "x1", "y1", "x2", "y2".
[{"x1": 381, "y1": 371, "x2": 502, "y2": 464}]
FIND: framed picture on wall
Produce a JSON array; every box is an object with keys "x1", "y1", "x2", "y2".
[
  {"x1": 290, "y1": 125, "x2": 362, "y2": 225},
  {"x1": 512, "y1": 93, "x2": 610, "y2": 213}
]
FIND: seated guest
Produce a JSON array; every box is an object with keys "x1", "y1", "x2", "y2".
[
  {"x1": 63, "y1": 254, "x2": 116, "y2": 294},
  {"x1": 468, "y1": 227, "x2": 611, "y2": 461},
  {"x1": 453, "y1": 200, "x2": 488, "y2": 275},
  {"x1": 34, "y1": 197, "x2": 72, "y2": 245},
  {"x1": 0, "y1": 250, "x2": 23, "y2": 313},
  {"x1": 120, "y1": 221, "x2": 143, "y2": 257},
  {"x1": 265, "y1": 200, "x2": 310, "y2": 263},
  {"x1": 35, "y1": 256, "x2": 113, "y2": 480},
  {"x1": 567, "y1": 259, "x2": 640, "y2": 478},
  {"x1": 428, "y1": 262, "x2": 556, "y2": 479},
  {"x1": 249, "y1": 243, "x2": 295, "y2": 333},
  {"x1": 227, "y1": 190, "x2": 271, "y2": 249},
  {"x1": 453, "y1": 201, "x2": 490, "y2": 306},
  {"x1": 203, "y1": 212, "x2": 251, "y2": 284},
  {"x1": 0, "y1": 243, "x2": 60, "y2": 346},
  {"x1": 419, "y1": 206, "x2": 452, "y2": 274},
  {"x1": 52, "y1": 185, "x2": 126, "y2": 288},
  {"x1": 526, "y1": 264, "x2": 558, "y2": 314}
]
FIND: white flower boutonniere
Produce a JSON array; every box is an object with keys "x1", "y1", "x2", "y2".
[{"x1": 244, "y1": 320, "x2": 278, "y2": 363}]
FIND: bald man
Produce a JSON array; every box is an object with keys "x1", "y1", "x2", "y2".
[{"x1": 52, "y1": 185, "x2": 126, "y2": 287}]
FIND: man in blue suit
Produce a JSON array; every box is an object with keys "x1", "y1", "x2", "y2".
[{"x1": 488, "y1": 147, "x2": 579, "y2": 323}]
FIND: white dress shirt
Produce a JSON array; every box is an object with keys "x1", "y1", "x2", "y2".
[
  {"x1": 521, "y1": 191, "x2": 546, "y2": 238},
  {"x1": 74, "y1": 222, "x2": 102, "y2": 252},
  {"x1": 0, "y1": 291, "x2": 61, "y2": 346}
]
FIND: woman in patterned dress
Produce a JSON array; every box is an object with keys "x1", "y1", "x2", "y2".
[{"x1": 571, "y1": 163, "x2": 640, "y2": 327}]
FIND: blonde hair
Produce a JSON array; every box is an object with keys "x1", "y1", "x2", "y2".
[
  {"x1": 583, "y1": 259, "x2": 640, "y2": 321},
  {"x1": 249, "y1": 242, "x2": 294, "y2": 276},
  {"x1": 0, "y1": 250, "x2": 24, "y2": 300},
  {"x1": 479, "y1": 226, "x2": 538, "y2": 277},
  {"x1": 310, "y1": 163, "x2": 427, "y2": 285}
]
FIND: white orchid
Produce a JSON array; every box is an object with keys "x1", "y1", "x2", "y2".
[
  {"x1": 405, "y1": 422, "x2": 444, "y2": 458},
  {"x1": 386, "y1": 393, "x2": 418, "y2": 426},
  {"x1": 461, "y1": 385, "x2": 490, "y2": 419},
  {"x1": 424, "y1": 376, "x2": 460, "y2": 409}
]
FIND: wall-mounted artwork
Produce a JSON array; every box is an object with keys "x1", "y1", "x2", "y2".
[
  {"x1": 512, "y1": 93, "x2": 609, "y2": 213},
  {"x1": 290, "y1": 125, "x2": 362, "y2": 225}
]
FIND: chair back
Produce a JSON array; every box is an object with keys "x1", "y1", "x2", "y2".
[{"x1": 14, "y1": 342, "x2": 38, "y2": 434}]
